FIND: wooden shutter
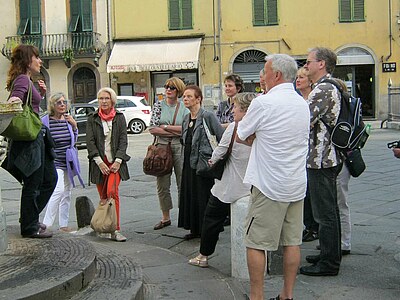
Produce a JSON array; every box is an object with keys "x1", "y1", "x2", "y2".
[
  {"x1": 17, "y1": 0, "x2": 29, "y2": 34},
  {"x1": 169, "y1": 0, "x2": 180, "y2": 29},
  {"x1": 181, "y1": 0, "x2": 192, "y2": 29},
  {"x1": 253, "y1": 0, "x2": 266, "y2": 26},
  {"x1": 81, "y1": 0, "x2": 93, "y2": 31},
  {"x1": 340, "y1": 0, "x2": 352, "y2": 22},
  {"x1": 30, "y1": 0, "x2": 41, "y2": 34},
  {"x1": 69, "y1": 0, "x2": 80, "y2": 32},
  {"x1": 267, "y1": 0, "x2": 278, "y2": 24},
  {"x1": 353, "y1": 0, "x2": 364, "y2": 21}
]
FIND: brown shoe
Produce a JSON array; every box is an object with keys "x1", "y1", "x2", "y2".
[
  {"x1": 23, "y1": 230, "x2": 53, "y2": 239},
  {"x1": 153, "y1": 220, "x2": 171, "y2": 230}
]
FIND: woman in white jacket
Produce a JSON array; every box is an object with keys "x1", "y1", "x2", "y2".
[{"x1": 188, "y1": 93, "x2": 257, "y2": 267}]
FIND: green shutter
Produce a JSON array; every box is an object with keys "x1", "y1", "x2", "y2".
[
  {"x1": 69, "y1": 0, "x2": 80, "y2": 32},
  {"x1": 81, "y1": 0, "x2": 93, "y2": 31},
  {"x1": 340, "y1": 0, "x2": 352, "y2": 22},
  {"x1": 181, "y1": 0, "x2": 192, "y2": 29},
  {"x1": 169, "y1": 0, "x2": 180, "y2": 30},
  {"x1": 267, "y1": 0, "x2": 278, "y2": 24},
  {"x1": 353, "y1": 0, "x2": 364, "y2": 21},
  {"x1": 30, "y1": 0, "x2": 41, "y2": 34},
  {"x1": 17, "y1": 0, "x2": 29, "y2": 34},
  {"x1": 253, "y1": 0, "x2": 266, "y2": 26}
]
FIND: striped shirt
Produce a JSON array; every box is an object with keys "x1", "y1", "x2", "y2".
[{"x1": 49, "y1": 119, "x2": 71, "y2": 169}]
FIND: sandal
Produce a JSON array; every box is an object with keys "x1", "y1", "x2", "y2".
[
  {"x1": 188, "y1": 255, "x2": 208, "y2": 268},
  {"x1": 269, "y1": 295, "x2": 293, "y2": 300},
  {"x1": 153, "y1": 220, "x2": 171, "y2": 230}
]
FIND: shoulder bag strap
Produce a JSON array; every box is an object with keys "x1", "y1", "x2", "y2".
[
  {"x1": 226, "y1": 123, "x2": 238, "y2": 156},
  {"x1": 172, "y1": 101, "x2": 180, "y2": 125}
]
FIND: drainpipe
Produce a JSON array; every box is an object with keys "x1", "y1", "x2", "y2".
[
  {"x1": 106, "y1": 0, "x2": 113, "y2": 87},
  {"x1": 217, "y1": 0, "x2": 222, "y2": 103},
  {"x1": 386, "y1": 0, "x2": 392, "y2": 61}
]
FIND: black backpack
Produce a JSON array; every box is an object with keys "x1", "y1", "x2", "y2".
[{"x1": 320, "y1": 78, "x2": 367, "y2": 153}]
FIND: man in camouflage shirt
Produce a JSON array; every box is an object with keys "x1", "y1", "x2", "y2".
[{"x1": 300, "y1": 47, "x2": 343, "y2": 276}]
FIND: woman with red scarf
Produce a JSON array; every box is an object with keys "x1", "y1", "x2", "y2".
[{"x1": 86, "y1": 87, "x2": 130, "y2": 241}]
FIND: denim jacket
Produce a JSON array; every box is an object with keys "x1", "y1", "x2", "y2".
[{"x1": 181, "y1": 107, "x2": 224, "y2": 170}]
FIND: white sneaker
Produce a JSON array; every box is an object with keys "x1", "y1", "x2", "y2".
[{"x1": 111, "y1": 231, "x2": 127, "y2": 242}]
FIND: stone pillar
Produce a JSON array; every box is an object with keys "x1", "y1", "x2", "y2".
[
  {"x1": 231, "y1": 196, "x2": 250, "y2": 280},
  {"x1": 0, "y1": 188, "x2": 8, "y2": 252}
]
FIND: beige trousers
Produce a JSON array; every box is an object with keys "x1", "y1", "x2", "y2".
[{"x1": 156, "y1": 143, "x2": 183, "y2": 212}]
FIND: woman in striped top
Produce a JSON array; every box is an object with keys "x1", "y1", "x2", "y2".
[{"x1": 42, "y1": 93, "x2": 83, "y2": 232}]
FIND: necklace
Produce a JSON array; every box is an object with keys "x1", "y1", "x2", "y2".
[{"x1": 189, "y1": 120, "x2": 194, "y2": 128}]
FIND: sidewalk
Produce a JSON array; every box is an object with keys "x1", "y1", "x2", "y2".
[{"x1": 1, "y1": 121, "x2": 400, "y2": 299}]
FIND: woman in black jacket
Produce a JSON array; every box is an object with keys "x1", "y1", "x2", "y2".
[{"x1": 86, "y1": 87, "x2": 130, "y2": 242}]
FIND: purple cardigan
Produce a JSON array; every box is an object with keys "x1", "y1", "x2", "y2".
[{"x1": 42, "y1": 115, "x2": 85, "y2": 188}]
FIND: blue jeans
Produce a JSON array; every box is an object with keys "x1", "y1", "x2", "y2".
[{"x1": 307, "y1": 165, "x2": 342, "y2": 270}]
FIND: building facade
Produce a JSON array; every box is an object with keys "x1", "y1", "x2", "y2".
[
  {"x1": 108, "y1": 0, "x2": 400, "y2": 119},
  {"x1": 0, "y1": 0, "x2": 109, "y2": 109}
]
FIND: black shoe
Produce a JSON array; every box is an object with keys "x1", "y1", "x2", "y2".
[
  {"x1": 269, "y1": 295, "x2": 293, "y2": 300},
  {"x1": 302, "y1": 230, "x2": 318, "y2": 242},
  {"x1": 22, "y1": 230, "x2": 53, "y2": 239},
  {"x1": 183, "y1": 233, "x2": 200, "y2": 240},
  {"x1": 300, "y1": 264, "x2": 339, "y2": 276},
  {"x1": 305, "y1": 254, "x2": 320, "y2": 264},
  {"x1": 316, "y1": 244, "x2": 321, "y2": 250},
  {"x1": 342, "y1": 250, "x2": 351, "y2": 255}
]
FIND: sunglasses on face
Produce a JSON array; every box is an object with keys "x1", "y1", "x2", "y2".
[
  {"x1": 164, "y1": 85, "x2": 177, "y2": 91},
  {"x1": 55, "y1": 100, "x2": 68, "y2": 106}
]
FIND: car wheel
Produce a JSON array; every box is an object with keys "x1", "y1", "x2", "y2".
[{"x1": 129, "y1": 119, "x2": 145, "y2": 134}]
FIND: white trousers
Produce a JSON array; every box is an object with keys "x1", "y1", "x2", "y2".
[
  {"x1": 337, "y1": 164, "x2": 351, "y2": 251},
  {"x1": 43, "y1": 168, "x2": 72, "y2": 228}
]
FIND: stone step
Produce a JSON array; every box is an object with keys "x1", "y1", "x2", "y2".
[
  {"x1": 69, "y1": 245, "x2": 143, "y2": 300},
  {"x1": 0, "y1": 226, "x2": 96, "y2": 300}
]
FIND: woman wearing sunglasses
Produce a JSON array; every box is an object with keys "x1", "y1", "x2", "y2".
[
  {"x1": 149, "y1": 77, "x2": 189, "y2": 230},
  {"x1": 41, "y1": 93, "x2": 84, "y2": 232}
]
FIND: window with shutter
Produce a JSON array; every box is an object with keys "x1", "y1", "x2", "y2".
[
  {"x1": 168, "y1": 0, "x2": 192, "y2": 30},
  {"x1": 339, "y1": 0, "x2": 364, "y2": 22},
  {"x1": 17, "y1": 0, "x2": 41, "y2": 35},
  {"x1": 69, "y1": 0, "x2": 93, "y2": 32},
  {"x1": 253, "y1": 0, "x2": 278, "y2": 26}
]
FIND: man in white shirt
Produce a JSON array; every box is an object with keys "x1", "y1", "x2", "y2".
[{"x1": 237, "y1": 54, "x2": 310, "y2": 300}]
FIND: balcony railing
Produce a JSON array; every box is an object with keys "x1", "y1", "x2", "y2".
[{"x1": 2, "y1": 32, "x2": 105, "y2": 67}]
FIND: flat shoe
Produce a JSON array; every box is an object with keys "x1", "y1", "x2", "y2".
[
  {"x1": 153, "y1": 220, "x2": 171, "y2": 230},
  {"x1": 183, "y1": 233, "x2": 200, "y2": 240},
  {"x1": 23, "y1": 230, "x2": 53, "y2": 239},
  {"x1": 188, "y1": 256, "x2": 208, "y2": 268}
]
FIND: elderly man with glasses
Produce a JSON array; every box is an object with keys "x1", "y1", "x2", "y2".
[{"x1": 300, "y1": 47, "x2": 343, "y2": 277}]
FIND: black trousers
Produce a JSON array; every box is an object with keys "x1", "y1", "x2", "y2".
[
  {"x1": 200, "y1": 195, "x2": 230, "y2": 256},
  {"x1": 19, "y1": 138, "x2": 57, "y2": 236}
]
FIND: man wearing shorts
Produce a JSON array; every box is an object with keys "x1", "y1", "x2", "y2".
[{"x1": 237, "y1": 54, "x2": 310, "y2": 300}]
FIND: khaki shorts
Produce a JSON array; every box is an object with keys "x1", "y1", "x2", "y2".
[{"x1": 244, "y1": 186, "x2": 303, "y2": 251}]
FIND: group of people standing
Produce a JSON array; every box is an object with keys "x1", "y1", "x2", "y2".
[{"x1": 4, "y1": 44, "x2": 354, "y2": 300}]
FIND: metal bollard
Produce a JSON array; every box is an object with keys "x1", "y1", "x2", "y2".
[{"x1": 0, "y1": 188, "x2": 8, "y2": 252}]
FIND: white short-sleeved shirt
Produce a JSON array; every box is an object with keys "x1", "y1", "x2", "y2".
[{"x1": 237, "y1": 83, "x2": 310, "y2": 202}]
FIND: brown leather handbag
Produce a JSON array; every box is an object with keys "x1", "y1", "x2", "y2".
[{"x1": 143, "y1": 102, "x2": 180, "y2": 177}]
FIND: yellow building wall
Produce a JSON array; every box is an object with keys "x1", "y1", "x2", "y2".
[{"x1": 112, "y1": 0, "x2": 400, "y2": 117}]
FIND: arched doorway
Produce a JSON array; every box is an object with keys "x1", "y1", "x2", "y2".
[
  {"x1": 334, "y1": 47, "x2": 375, "y2": 118},
  {"x1": 72, "y1": 67, "x2": 96, "y2": 103},
  {"x1": 233, "y1": 49, "x2": 267, "y2": 92}
]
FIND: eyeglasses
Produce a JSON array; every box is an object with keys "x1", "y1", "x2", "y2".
[
  {"x1": 55, "y1": 100, "x2": 68, "y2": 106},
  {"x1": 164, "y1": 85, "x2": 177, "y2": 91},
  {"x1": 305, "y1": 60, "x2": 321, "y2": 65},
  {"x1": 99, "y1": 97, "x2": 111, "y2": 101}
]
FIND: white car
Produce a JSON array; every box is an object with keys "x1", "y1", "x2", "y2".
[{"x1": 89, "y1": 96, "x2": 151, "y2": 134}]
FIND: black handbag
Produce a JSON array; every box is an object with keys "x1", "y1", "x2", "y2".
[
  {"x1": 345, "y1": 148, "x2": 366, "y2": 177},
  {"x1": 197, "y1": 123, "x2": 237, "y2": 180}
]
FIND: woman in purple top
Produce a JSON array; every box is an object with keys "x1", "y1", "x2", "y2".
[
  {"x1": 4, "y1": 45, "x2": 57, "y2": 238},
  {"x1": 41, "y1": 93, "x2": 84, "y2": 233}
]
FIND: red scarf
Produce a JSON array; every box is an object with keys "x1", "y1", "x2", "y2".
[{"x1": 98, "y1": 107, "x2": 116, "y2": 122}]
